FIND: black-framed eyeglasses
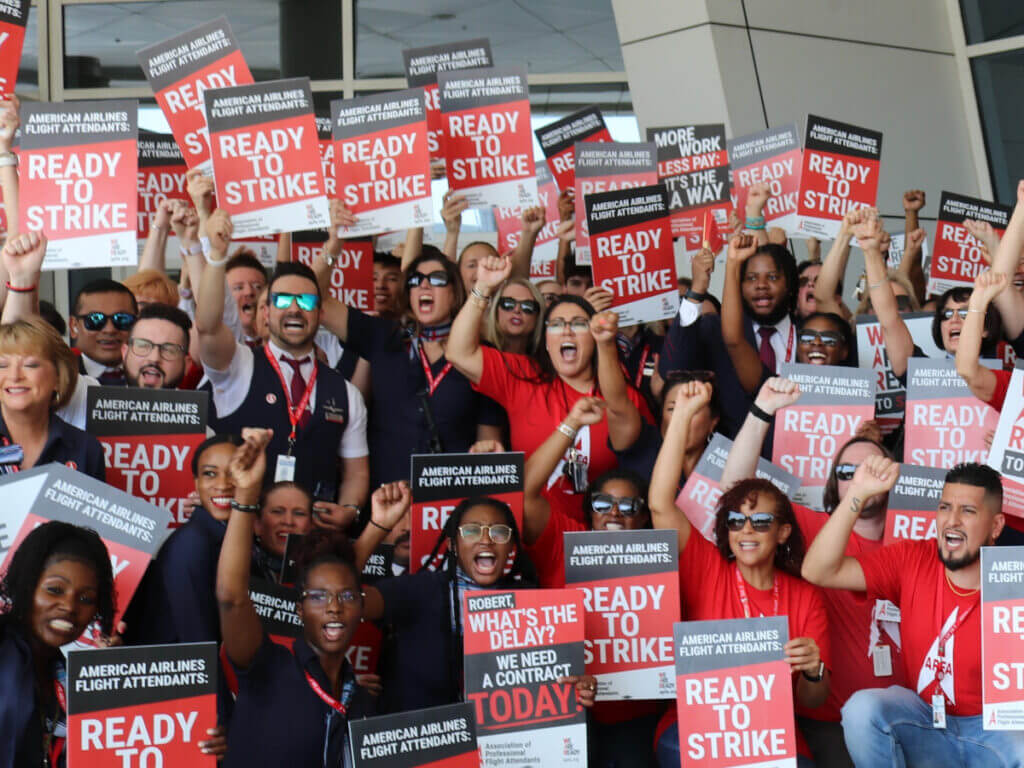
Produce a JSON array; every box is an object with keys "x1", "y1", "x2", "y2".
[
  {"x1": 76, "y1": 312, "x2": 136, "y2": 332},
  {"x1": 458, "y1": 523, "x2": 513, "y2": 544},
  {"x1": 725, "y1": 510, "x2": 777, "y2": 532},
  {"x1": 271, "y1": 292, "x2": 319, "y2": 311},
  {"x1": 545, "y1": 317, "x2": 590, "y2": 333},
  {"x1": 942, "y1": 308, "x2": 969, "y2": 321},
  {"x1": 497, "y1": 297, "x2": 540, "y2": 315},
  {"x1": 590, "y1": 493, "x2": 644, "y2": 517},
  {"x1": 301, "y1": 588, "x2": 363, "y2": 607},
  {"x1": 405, "y1": 270, "x2": 451, "y2": 290},
  {"x1": 128, "y1": 337, "x2": 186, "y2": 361},
  {"x1": 798, "y1": 330, "x2": 843, "y2": 347},
  {"x1": 834, "y1": 463, "x2": 858, "y2": 481}
]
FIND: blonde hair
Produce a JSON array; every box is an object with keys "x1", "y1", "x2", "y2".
[
  {"x1": 123, "y1": 269, "x2": 179, "y2": 307},
  {"x1": 855, "y1": 270, "x2": 921, "y2": 315},
  {"x1": 483, "y1": 278, "x2": 545, "y2": 355},
  {"x1": 0, "y1": 318, "x2": 79, "y2": 410}
]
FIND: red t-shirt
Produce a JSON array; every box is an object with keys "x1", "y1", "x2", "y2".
[
  {"x1": 857, "y1": 539, "x2": 982, "y2": 716},
  {"x1": 474, "y1": 345, "x2": 651, "y2": 523},
  {"x1": 986, "y1": 368, "x2": 1013, "y2": 412},
  {"x1": 793, "y1": 505, "x2": 905, "y2": 722},
  {"x1": 526, "y1": 507, "x2": 585, "y2": 588}
]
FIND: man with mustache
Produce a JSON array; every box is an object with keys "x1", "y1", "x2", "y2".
[{"x1": 123, "y1": 303, "x2": 192, "y2": 390}]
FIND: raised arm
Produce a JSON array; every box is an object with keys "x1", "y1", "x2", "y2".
[
  {"x1": 813, "y1": 208, "x2": 860, "y2": 316},
  {"x1": 439, "y1": 191, "x2": 468, "y2": 264},
  {"x1": 186, "y1": 167, "x2": 215, "y2": 233},
  {"x1": 744, "y1": 182, "x2": 770, "y2": 246},
  {"x1": 1, "y1": 231, "x2": 45, "y2": 323},
  {"x1": 196, "y1": 209, "x2": 239, "y2": 371},
  {"x1": 316, "y1": 202, "x2": 351, "y2": 342},
  {"x1": 956, "y1": 270, "x2": 1006, "y2": 403},
  {"x1": 511, "y1": 205, "x2": 545, "y2": 279},
  {"x1": 356, "y1": 482, "x2": 412, "y2": 622},
  {"x1": 989, "y1": 181, "x2": 1024, "y2": 339},
  {"x1": 448, "y1": 253, "x2": 511, "y2": 384},
  {"x1": 857, "y1": 214, "x2": 915, "y2": 378},
  {"x1": 0, "y1": 96, "x2": 20, "y2": 307},
  {"x1": 138, "y1": 198, "x2": 175, "y2": 273},
  {"x1": 720, "y1": 377, "x2": 800, "y2": 490},
  {"x1": 555, "y1": 190, "x2": 574, "y2": 286},
  {"x1": 589, "y1": 311, "x2": 642, "y2": 451},
  {"x1": 721, "y1": 234, "x2": 765, "y2": 394}
]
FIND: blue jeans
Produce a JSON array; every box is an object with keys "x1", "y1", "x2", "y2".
[{"x1": 841, "y1": 686, "x2": 1024, "y2": 767}]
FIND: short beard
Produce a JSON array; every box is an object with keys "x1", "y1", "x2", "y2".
[
  {"x1": 939, "y1": 545, "x2": 982, "y2": 572},
  {"x1": 744, "y1": 298, "x2": 790, "y2": 327}
]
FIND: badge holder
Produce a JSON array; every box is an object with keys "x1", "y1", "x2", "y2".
[
  {"x1": 872, "y1": 645, "x2": 892, "y2": 677},
  {"x1": 275, "y1": 438, "x2": 296, "y2": 482},
  {"x1": 932, "y1": 694, "x2": 946, "y2": 729},
  {"x1": 563, "y1": 447, "x2": 588, "y2": 493}
]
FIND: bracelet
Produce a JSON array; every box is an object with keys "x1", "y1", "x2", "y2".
[
  {"x1": 868, "y1": 281, "x2": 886, "y2": 290},
  {"x1": 684, "y1": 288, "x2": 707, "y2": 303},
  {"x1": 967, "y1": 308, "x2": 985, "y2": 314},
  {"x1": 229, "y1": 500, "x2": 260, "y2": 514},
  {"x1": 745, "y1": 215, "x2": 766, "y2": 230},
  {"x1": 469, "y1": 294, "x2": 490, "y2": 310},
  {"x1": 471, "y1": 287, "x2": 492, "y2": 303},
  {"x1": 178, "y1": 287, "x2": 193, "y2": 300},
  {"x1": 749, "y1": 403, "x2": 774, "y2": 423},
  {"x1": 324, "y1": 253, "x2": 336, "y2": 268},
  {"x1": 180, "y1": 242, "x2": 202, "y2": 258},
  {"x1": 0, "y1": 152, "x2": 17, "y2": 168},
  {"x1": 802, "y1": 661, "x2": 825, "y2": 683},
  {"x1": 200, "y1": 236, "x2": 211, "y2": 257},
  {"x1": 557, "y1": 422, "x2": 578, "y2": 440},
  {"x1": 5, "y1": 282, "x2": 36, "y2": 293},
  {"x1": 369, "y1": 519, "x2": 392, "y2": 533}
]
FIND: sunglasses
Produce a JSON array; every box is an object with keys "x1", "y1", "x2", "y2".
[
  {"x1": 497, "y1": 297, "x2": 540, "y2": 315},
  {"x1": 590, "y1": 493, "x2": 644, "y2": 517},
  {"x1": 271, "y1": 292, "x2": 319, "y2": 311},
  {"x1": 942, "y1": 308, "x2": 969, "y2": 321},
  {"x1": 725, "y1": 510, "x2": 777, "y2": 532},
  {"x1": 458, "y1": 523, "x2": 513, "y2": 544},
  {"x1": 545, "y1": 317, "x2": 590, "y2": 333},
  {"x1": 301, "y1": 588, "x2": 363, "y2": 607},
  {"x1": 797, "y1": 330, "x2": 843, "y2": 347},
  {"x1": 128, "y1": 337, "x2": 186, "y2": 361},
  {"x1": 834, "y1": 463, "x2": 858, "y2": 481},
  {"x1": 76, "y1": 312, "x2": 136, "y2": 332},
  {"x1": 406, "y1": 270, "x2": 451, "y2": 290}
]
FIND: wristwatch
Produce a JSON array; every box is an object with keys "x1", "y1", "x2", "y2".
[
  {"x1": 684, "y1": 288, "x2": 707, "y2": 303},
  {"x1": 802, "y1": 661, "x2": 825, "y2": 682},
  {"x1": 324, "y1": 252, "x2": 336, "y2": 268}
]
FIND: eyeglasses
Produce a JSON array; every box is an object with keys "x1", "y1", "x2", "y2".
[
  {"x1": 834, "y1": 463, "x2": 858, "y2": 481},
  {"x1": 497, "y1": 297, "x2": 540, "y2": 315},
  {"x1": 590, "y1": 493, "x2": 644, "y2": 517},
  {"x1": 797, "y1": 330, "x2": 843, "y2": 347},
  {"x1": 76, "y1": 312, "x2": 136, "y2": 332},
  {"x1": 545, "y1": 317, "x2": 590, "y2": 333},
  {"x1": 405, "y1": 270, "x2": 451, "y2": 290},
  {"x1": 458, "y1": 523, "x2": 513, "y2": 544},
  {"x1": 301, "y1": 588, "x2": 363, "y2": 607},
  {"x1": 271, "y1": 292, "x2": 319, "y2": 311},
  {"x1": 725, "y1": 510, "x2": 777, "y2": 532},
  {"x1": 942, "y1": 308, "x2": 969, "y2": 321},
  {"x1": 129, "y1": 337, "x2": 186, "y2": 361}
]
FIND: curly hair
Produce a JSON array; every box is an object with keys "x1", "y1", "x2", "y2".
[
  {"x1": 293, "y1": 527, "x2": 361, "y2": 593},
  {"x1": 713, "y1": 478, "x2": 805, "y2": 578}
]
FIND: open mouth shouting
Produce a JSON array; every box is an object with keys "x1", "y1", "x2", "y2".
[
  {"x1": 806, "y1": 350, "x2": 828, "y2": 364},
  {"x1": 472, "y1": 549, "x2": 498, "y2": 578},
  {"x1": 138, "y1": 364, "x2": 165, "y2": 387},
  {"x1": 942, "y1": 528, "x2": 966, "y2": 555},
  {"x1": 559, "y1": 340, "x2": 578, "y2": 363},
  {"x1": 322, "y1": 621, "x2": 347, "y2": 643}
]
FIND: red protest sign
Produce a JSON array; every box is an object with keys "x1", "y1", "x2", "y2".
[
  {"x1": 463, "y1": 589, "x2": 587, "y2": 764},
  {"x1": 674, "y1": 616, "x2": 796, "y2": 767},
  {"x1": 928, "y1": 191, "x2": 1011, "y2": 296},
  {"x1": 573, "y1": 141, "x2": 657, "y2": 264},
  {"x1": 0, "y1": 1, "x2": 30, "y2": 98},
  {"x1": 882, "y1": 463, "x2": 944, "y2": 546},
  {"x1": 982, "y1": 546, "x2": 1024, "y2": 730},
  {"x1": 535, "y1": 106, "x2": 612, "y2": 191},
  {"x1": 985, "y1": 368, "x2": 1024, "y2": 517},
  {"x1": 585, "y1": 184, "x2": 677, "y2": 326},
  {"x1": 702, "y1": 208, "x2": 724, "y2": 254},
  {"x1": 292, "y1": 232, "x2": 374, "y2": 310},
  {"x1": 647, "y1": 123, "x2": 731, "y2": 250},
  {"x1": 773, "y1": 363, "x2": 875, "y2": 510},
  {"x1": 494, "y1": 163, "x2": 561, "y2": 281},
  {"x1": 137, "y1": 131, "x2": 189, "y2": 241},
  {"x1": 67, "y1": 643, "x2": 217, "y2": 768},
  {"x1": 402, "y1": 39, "x2": 493, "y2": 164},
  {"x1": 205, "y1": 77, "x2": 329, "y2": 237},
  {"x1": 315, "y1": 113, "x2": 335, "y2": 199},
  {"x1": 137, "y1": 17, "x2": 254, "y2": 173},
  {"x1": 796, "y1": 115, "x2": 882, "y2": 239},
  {"x1": 19, "y1": 100, "x2": 137, "y2": 269},
  {"x1": 563, "y1": 530, "x2": 679, "y2": 700},
  {"x1": 331, "y1": 88, "x2": 433, "y2": 237},
  {"x1": 728, "y1": 124, "x2": 802, "y2": 233},
  {"x1": 439, "y1": 66, "x2": 537, "y2": 209}
]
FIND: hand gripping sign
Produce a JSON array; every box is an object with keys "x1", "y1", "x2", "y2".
[
  {"x1": 0, "y1": 0, "x2": 30, "y2": 98},
  {"x1": 137, "y1": 131, "x2": 190, "y2": 241},
  {"x1": 982, "y1": 546, "x2": 1024, "y2": 730},
  {"x1": 494, "y1": 163, "x2": 561, "y2": 281},
  {"x1": 349, "y1": 702, "x2": 480, "y2": 767},
  {"x1": 535, "y1": 105, "x2": 612, "y2": 192},
  {"x1": 137, "y1": 16, "x2": 254, "y2": 173},
  {"x1": 927, "y1": 191, "x2": 1011, "y2": 296},
  {"x1": 19, "y1": 99, "x2": 138, "y2": 269},
  {"x1": 728, "y1": 124, "x2": 802, "y2": 234}
]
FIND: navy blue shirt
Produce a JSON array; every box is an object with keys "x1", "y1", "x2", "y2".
[
  {"x1": 0, "y1": 414, "x2": 105, "y2": 481},
  {"x1": 0, "y1": 623, "x2": 43, "y2": 768}
]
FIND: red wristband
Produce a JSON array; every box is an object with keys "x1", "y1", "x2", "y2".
[{"x1": 5, "y1": 281, "x2": 36, "y2": 293}]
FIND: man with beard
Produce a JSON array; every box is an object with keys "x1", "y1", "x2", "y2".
[
  {"x1": 803, "y1": 460, "x2": 1024, "y2": 766},
  {"x1": 123, "y1": 304, "x2": 192, "y2": 389},
  {"x1": 195, "y1": 209, "x2": 369, "y2": 516}
]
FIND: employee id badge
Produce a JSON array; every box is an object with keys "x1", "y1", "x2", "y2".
[
  {"x1": 932, "y1": 694, "x2": 946, "y2": 729},
  {"x1": 275, "y1": 454, "x2": 296, "y2": 482},
  {"x1": 563, "y1": 447, "x2": 588, "y2": 493},
  {"x1": 872, "y1": 644, "x2": 893, "y2": 677}
]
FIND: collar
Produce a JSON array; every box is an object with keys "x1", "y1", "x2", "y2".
[
  {"x1": 267, "y1": 339, "x2": 315, "y2": 365},
  {"x1": 0, "y1": 414, "x2": 71, "y2": 464},
  {"x1": 79, "y1": 353, "x2": 111, "y2": 379},
  {"x1": 751, "y1": 314, "x2": 792, "y2": 339},
  {"x1": 292, "y1": 635, "x2": 356, "y2": 691},
  {"x1": 188, "y1": 505, "x2": 228, "y2": 541}
]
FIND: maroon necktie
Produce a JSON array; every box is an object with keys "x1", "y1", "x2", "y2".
[
  {"x1": 281, "y1": 356, "x2": 312, "y2": 429},
  {"x1": 757, "y1": 327, "x2": 776, "y2": 372}
]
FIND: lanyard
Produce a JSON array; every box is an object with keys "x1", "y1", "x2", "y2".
[
  {"x1": 938, "y1": 600, "x2": 977, "y2": 657},
  {"x1": 734, "y1": 566, "x2": 779, "y2": 619},
  {"x1": 304, "y1": 671, "x2": 348, "y2": 717},
  {"x1": 264, "y1": 344, "x2": 318, "y2": 446},
  {"x1": 783, "y1": 323, "x2": 795, "y2": 365},
  {"x1": 634, "y1": 345, "x2": 650, "y2": 389},
  {"x1": 418, "y1": 345, "x2": 453, "y2": 396},
  {"x1": 48, "y1": 679, "x2": 66, "y2": 768}
]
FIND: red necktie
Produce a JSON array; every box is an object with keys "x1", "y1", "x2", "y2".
[
  {"x1": 281, "y1": 356, "x2": 312, "y2": 429},
  {"x1": 757, "y1": 327, "x2": 776, "y2": 372}
]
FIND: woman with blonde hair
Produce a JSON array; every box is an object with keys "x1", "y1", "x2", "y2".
[
  {"x1": 482, "y1": 277, "x2": 544, "y2": 356},
  {"x1": 123, "y1": 269, "x2": 180, "y2": 310},
  {"x1": 0, "y1": 318, "x2": 105, "y2": 479}
]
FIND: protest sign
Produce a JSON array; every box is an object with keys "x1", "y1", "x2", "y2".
[
  {"x1": 0, "y1": 1, "x2": 30, "y2": 97},
  {"x1": 19, "y1": 100, "x2": 137, "y2": 269},
  {"x1": 439, "y1": 66, "x2": 537, "y2": 209},
  {"x1": 927, "y1": 192, "x2": 1011, "y2": 296},
  {"x1": 292, "y1": 231, "x2": 374, "y2": 309},
  {"x1": 137, "y1": 131, "x2": 189, "y2": 241},
  {"x1": 887, "y1": 231, "x2": 929, "y2": 270},
  {"x1": 402, "y1": 39, "x2": 492, "y2": 163},
  {"x1": 535, "y1": 106, "x2": 611, "y2": 191},
  {"x1": 350, "y1": 702, "x2": 479, "y2": 767},
  {"x1": 986, "y1": 368, "x2": 1024, "y2": 518},
  {"x1": 463, "y1": 589, "x2": 587, "y2": 767},
  {"x1": 574, "y1": 141, "x2": 657, "y2": 264},
  {"x1": 67, "y1": 642, "x2": 217, "y2": 768},
  {"x1": 882, "y1": 463, "x2": 945, "y2": 546},
  {"x1": 409, "y1": 452, "x2": 524, "y2": 572},
  {"x1": 674, "y1": 616, "x2": 796, "y2": 767},
  {"x1": 563, "y1": 529, "x2": 678, "y2": 699},
  {"x1": 361, "y1": 543, "x2": 394, "y2": 585},
  {"x1": 904, "y1": 358, "x2": 998, "y2": 469},
  {"x1": 796, "y1": 115, "x2": 882, "y2": 239},
  {"x1": 772, "y1": 363, "x2": 875, "y2": 510},
  {"x1": 137, "y1": 17, "x2": 254, "y2": 172},
  {"x1": 87, "y1": 387, "x2": 207, "y2": 529},
  {"x1": 205, "y1": 77, "x2": 329, "y2": 237},
  {"x1": 494, "y1": 163, "x2": 561, "y2": 281},
  {"x1": 728, "y1": 124, "x2": 802, "y2": 234},
  {"x1": 316, "y1": 113, "x2": 336, "y2": 199},
  {"x1": 331, "y1": 88, "x2": 432, "y2": 237},
  {"x1": 585, "y1": 184, "x2": 677, "y2": 325},
  {"x1": 647, "y1": 123, "x2": 731, "y2": 249},
  {"x1": 982, "y1": 546, "x2": 1024, "y2": 730},
  {"x1": 676, "y1": 433, "x2": 801, "y2": 542}
]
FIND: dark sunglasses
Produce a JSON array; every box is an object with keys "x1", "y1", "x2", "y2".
[
  {"x1": 725, "y1": 510, "x2": 777, "y2": 532},
  {"x1": 798, "y1": 330, "x2": 843, "y2": 347},
  {"x1": 458, "y1": 523, "x2": 513, "y2": 544},
  {"x1": 406, "y1": 270, "x2": 451, "y2": 290},
  {"x1": 591, "y1": 493, "x2": 644, "y2": 517},
  {"x1": 942, "y1": 308, "x2": 969, "y2": 321},
  {"x1": 834, "y1": 463, "x2": 858, "y2": 481},
  {"x1": 76, "y1": 312, "x2": 136, "y2": 332},
  {"x1": 497, "y1": 297, "x2": 540, "y2": 315},
  {"x1": 271, "y1": 292, "x2": 319, "y2": 311}
]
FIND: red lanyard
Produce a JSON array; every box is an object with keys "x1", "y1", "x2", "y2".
[
  {"x1": 783, "y1": 323, "x2": 795, "y2": 365},
  {"x1": 49, "y1": 679, "x2": 66, "y2": 768},
  {"x1": 734, "y1": 566, "x2": 779, "y2": 619},
  {"x1": 418, "y1": 345, "x2": 453, "y2": 396},
  {"x1": 303, "y1": 671, "x2": 348, "y2": 717},
  {"x1": 938, "y1": 599, "x2": 977, "y2": 657},
  {"x1": 264, "y1": 344, "x2": 318, "y2": 443},
  {"x1": 634, "y1": 345, "x2": 650, "y2": 389}
]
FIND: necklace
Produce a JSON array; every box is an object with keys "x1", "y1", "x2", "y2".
[{"x1": 944, "y1": 570, "x2": 979, "y2": 597}]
